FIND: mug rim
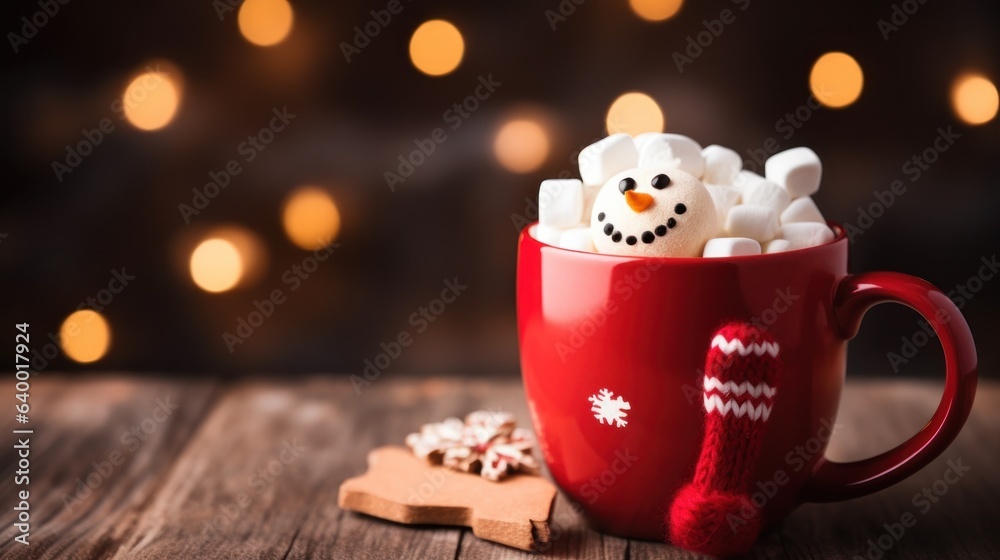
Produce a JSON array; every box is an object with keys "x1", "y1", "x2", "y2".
[{"x1": 522, "y1": 221, "x2": 847, "y2": 263}]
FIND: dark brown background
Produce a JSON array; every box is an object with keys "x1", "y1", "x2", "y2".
[{"x1": 1, "y1": 0, "x2": 998, "y2": 378}]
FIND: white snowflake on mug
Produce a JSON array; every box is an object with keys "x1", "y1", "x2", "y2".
[{"x1": 589, "y1": 388, "x2": 631, "y2": 428}]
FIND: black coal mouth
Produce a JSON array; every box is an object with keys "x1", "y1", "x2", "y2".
[{"x1": 597, "y1": 203, "x2": 688, "y2": 246}]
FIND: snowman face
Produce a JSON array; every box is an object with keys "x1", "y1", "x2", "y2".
[{"x1": 591, "y1": 167, "x2": 717, "y2": 257}]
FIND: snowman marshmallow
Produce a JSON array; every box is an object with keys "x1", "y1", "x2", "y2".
[{"x1": 591, "y1": 167, "x2": 718, "y2": 258}]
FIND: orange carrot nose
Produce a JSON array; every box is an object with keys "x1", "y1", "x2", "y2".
[{"x1": 625, "y1": 191, "x2": 654, "y2": 213}]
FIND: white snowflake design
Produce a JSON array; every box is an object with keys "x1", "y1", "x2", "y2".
[{"x1": 589, "y1": 388, "x2": 631, "y2": 428}]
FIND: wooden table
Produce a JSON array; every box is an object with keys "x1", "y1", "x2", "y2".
[{"x1": 1, "y1": 376, "x2": 997, "y2": 559}]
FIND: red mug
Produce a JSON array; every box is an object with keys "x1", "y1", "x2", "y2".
[{"x1": 516, "y1": 222, "x2": 977, "y2": 540}]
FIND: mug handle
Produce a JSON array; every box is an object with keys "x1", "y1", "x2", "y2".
[{"x1": 801, "y1": 271, "x2": 978, "y2": 502}]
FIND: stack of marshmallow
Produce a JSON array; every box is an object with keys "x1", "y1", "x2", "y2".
[
  {"x1": 532, "y1": 132, "x2": 835, "y2": 257},
  {"x1": 702, "y1": 145, "x2": 833, "y2": 257},
  {"x1": 533, "y1": 177, "x2": 600, "y2": 253}
]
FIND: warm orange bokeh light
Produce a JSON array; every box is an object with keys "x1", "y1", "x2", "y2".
[
  {"x1": 409, "y1": 20, "x2": 464, "y2": 76},
  {"x1": 629, "y1": 0, "x2": 684, "y2": 22},
  {"x1": 810, "y1": 52, "x2": 864, "y2": 108},
  {"x1": 238, "y1": 0, "x2": 294, "y2": 47},
  {"x1": 190, "y1": 238, "x2": 244, "y2": 293},
  {"x1": 282, "y1": 187, "x2": 342, "y2": 250},
  {"x1": 952, "y1": 74, "x2": 999, "y2": 125},
  {"x1": 606, "y1": 92, "x2": 665, "y2": 136},
  {"x1": 494, "y1": 119, "x2": 551, "y2": 173},
  {"x1": 122, "y1": 69, "x2": 181, "y2": 131},
  {"x1": 60, "y1": 310, "x2": 111, "y2": 363}
]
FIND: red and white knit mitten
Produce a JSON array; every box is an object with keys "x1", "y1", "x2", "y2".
[{"x1": 668, "y1": 322, "x2": 781, "y2": 557}]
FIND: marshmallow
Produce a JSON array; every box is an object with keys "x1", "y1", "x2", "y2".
[
  {"x1": 732, "y1": 170, "x2": 768, "y2": 192},
  {"x1": 637, "y1": 134, "x2": 705, "y2": 178},
  {"x1": 558, "y1": 227, "x2": 596, "y2": 252},
  {"x1": 578, "y1": 134, "x2": 639, "y2": 187},
  {"x1": 763, "y1": 239, "x2": 792, "y2": 254},
  {"x1": 633, "y1": 132, "x2": 660, "y2": 154},
  {"x1": 581, "y1": 184, "x2": 600, "y2": 225},
  {"x1": 533, "y1": 224, "x2": 565, "y2": 246},
  {"x1": 765, "y1": 147, "x2": 822, "y2": 198},
  {"x1": 704, "y1": 184, "x2": 741, "y2": 233},
  {"x1": 538, "y1": 179, "x2": 584, "y2": 228},
  {"x1": 742, "y1": 178, "x2": 791, "y2": 215},
  {"x1": 701, "y1": 145, "x2": 742, "y2": 185},
  {"x1": 724, "y1": 205, "x2": 779, "y2": 243},
  {"x1": 780, "y1": 222, "x2": 835, "y2": 250},
  {"x1": 780, "y1": 196, "x2": 825, "y2": 224},
  {"x1": 703, "y1": 237, "x2": 762, "y2": 258},
  {"x1": 591, "y1": 167, "x2": 717, "y2": 258}
]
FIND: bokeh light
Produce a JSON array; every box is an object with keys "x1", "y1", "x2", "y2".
[
  {"x1": 606, "y1": 92, "x2": 665, "y2": 136},
  {"x1": 629, "y1": 0, "x2": 684, "y2": 22},
  {"x1": 122, "y1": 69, "x2": 181, "y2": 131},
  {"x1": 282, "y1": 187, "x2": 342, "y2": 250},
  {"x1": 60, "y1": 310, "x2": 111, "y2": 364},
  {"x1": 409, "y1": 20, "x2": 464, "y2": 76},
  {"x1": 952, "y1": 74, "x2": 999, "y2": 125},
  {"x1": 190, "y1": 238, "x2": 244, "y2": 293},
  {"x1": 238, "y1": 0, "x2": 294, "y2": 47},
  {"x1": 809, "y1": 52, "x2": 864, "y2": 108},
  {"x1": 494, "y1": 119, "x2": 551, "y2": 173}
]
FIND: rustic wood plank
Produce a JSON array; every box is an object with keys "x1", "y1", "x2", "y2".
[
  {"x1": 300, "y1": 377, "x2": 476, "y2": 560},
  {"x1": 0, "y1": 375, "x2": 218, "y2": 560},
  {"x1": 457, "y1": 491, "x2": 629, "y2": 560},
  {"x1": 109, "y1": 377, "x2": 476, "y2": 560},
  {"x1": 4, "y1": 377, "x2": 997, "y2": 560}
]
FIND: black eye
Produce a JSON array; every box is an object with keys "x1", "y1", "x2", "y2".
[
  {"x1": 618, "y1": 177, "x2": 636, "y2": 194},
  {"x1": 651, "y1": 174, "x2": 671, "y2": 189}
]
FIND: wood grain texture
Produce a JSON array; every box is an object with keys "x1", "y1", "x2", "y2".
[
  {"x1": 0, "y1": 377, "x2": 996, "y2": 560},
  {"x1": 0, "y1": 375, "x2": 218, "y2": 560}
]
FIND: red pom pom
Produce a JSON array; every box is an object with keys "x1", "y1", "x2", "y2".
[{"x1": 668, "y1": 484, "x2": 760, "y2": 557}]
